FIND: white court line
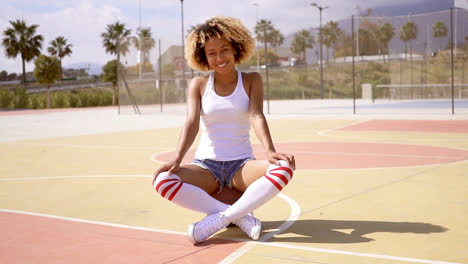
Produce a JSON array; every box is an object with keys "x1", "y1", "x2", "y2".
[
  {"x1": 219, "y1": 193, "x2": 301, "y2": 264},
  {"x1": 0, "y1": 175, "x2": 151, "y2": 181},
  {"x1": 4, "y1": 141, "x2": 158, "y2": 150},
  {"x1": 260, "y1": 242, "x2": 463, "y2": 264},
  {"x1": 0, "y1": 175, "x2": 463, "y2": 264},
  {"x1": 0, "y1": 208, "x2": 185, "y2": 236}
]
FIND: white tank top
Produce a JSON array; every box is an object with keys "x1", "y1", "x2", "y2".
[{"x1": 194, "y1": 70, "x2": 254, "y2": 161}]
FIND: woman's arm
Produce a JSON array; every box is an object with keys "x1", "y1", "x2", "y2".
[
  {"x1": 248, "y1": 72, "x2": 295, "y2": 169},
  {"x1": 173, "y1": 77, "x2": 202, "y2": 164},
  {"x1": 153, "y1": 77, "x2": 203, "y2": 182}
]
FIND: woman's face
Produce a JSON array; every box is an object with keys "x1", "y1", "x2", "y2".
[{"x1": 204, "y1": 37, "x2": 236, "y2": 73}]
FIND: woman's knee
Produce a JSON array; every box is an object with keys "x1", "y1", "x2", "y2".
[
  {"x1": 265, "y1": 160, "x2": 294, "y2": 191},
  {"x1": 153, "y1": 171, "x2": 183, "y2": 200}
]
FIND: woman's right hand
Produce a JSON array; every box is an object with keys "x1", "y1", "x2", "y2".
[{"x1": 152, "y1": 160, "x2": 181, "y2": 185}]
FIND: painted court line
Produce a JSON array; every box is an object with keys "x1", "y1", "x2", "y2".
[
  {"x1": 262, "y1": 242, "x2": 463, "y2": 264},
  {"x1": 1, "y1": 209, "x2": 461, "y2": 264},
  {"x1": 219, "y1": 193, "x2": 302, "y2": 264},
  {"x1": 1, "y1": 176, "x2": 462, "y2": 264},
  {"x1": 5, "y1": 141, "x2": 158, "y2": 150},
  {"x1": 0, "y1": 209, "x2": 186, "y2": 236},
  {"x1": 0, "y1": 175, "x2": 151, "y2": 181}
]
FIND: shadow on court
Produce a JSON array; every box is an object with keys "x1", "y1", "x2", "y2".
[{"x1": 221, "y1": 219, "x2": 448, "y2": 244}]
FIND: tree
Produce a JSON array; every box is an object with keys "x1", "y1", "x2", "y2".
[
  {"x1": 322, "y1": 21, "x2": 342, "y2": 64},
  {"x1": 47, "y1": 36, "x2": 73, "y2": 79},
  {"x1": 33, "y1": 55, "x2": 60, "y2": 108},
  {"x1": 399, "y1": 21, "x2": 418, "y2": 61},
  {"x1": 0, "y1": 71, "x2": 7, "y2": 81},
  {"x1": 334, "y1": 33, "x2": 353, "y2": 57},
  {"x1": 255, "y1": 19, "x2": 284, "y2": 50},
  {"x1": 375, "y1": 22, "x2": 395, "y2": 61},
  {"x1": 100, "y1": 60, "x2": 123, "y2": 104},
  {"x1": 133, "y1": 27, "x2": 156, "y2": 72},
  {"x1": 461, "y1": 36, "x2": 468, "y2": 96},
  {"x1": 2, "y1": 19, "x2": 43, "y2": 86},
  {"x1": 291, "y1": 29, "x2": 315, "y2": 62},
  {"x1": 245, "y1": 49, "x2": 280, "y2": 67},
  {"x1": 358, "y1": 28, "x2": 378, "y2": 56},
  {"x1": 432, "y1": 21, "x2": 448, "y2": 52},
  {"x1": 101, "y1": 22, "x2": 131, "y2": 105}
]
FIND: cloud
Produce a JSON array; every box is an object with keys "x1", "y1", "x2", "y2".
[
  {"x1": 1, "y1": 0, "x2": 129, "y2": 73},
  {"x1": 0, "y1": 0, "x2": 449, "y2": 74}
]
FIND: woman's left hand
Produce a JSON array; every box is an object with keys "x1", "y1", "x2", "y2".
[{"x1": 266, "y1": 151, "x2": 295, "y2": 170}]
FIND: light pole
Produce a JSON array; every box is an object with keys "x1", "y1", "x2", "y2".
[
  {"x1": 253, "y1": 3, "x2": 260, "y2": 72},
  {"x1": 179, "y1": 0, "x2": 186, "y2": 101},
  {"x1": 138, "y1": 0, "x2": 142, "y2": 80},
  {"x1": 311, "y1": 3, "x2": 328, "y2": 99}
]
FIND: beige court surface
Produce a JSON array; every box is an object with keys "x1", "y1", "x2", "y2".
[{"x1": 0, "y1": 105, "x2": 468, "y2": 264}]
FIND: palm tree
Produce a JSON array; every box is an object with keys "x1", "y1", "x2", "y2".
[
  {"x1": 101, "y1": 22, "x2": 131, "y2": 105},
  {"x1": 133, "y1": 27, "x2": 156, "y2": 72},
  {"x1": 375, "y1": 23, "x2": 395, "y2": 62},
  {"x1": 255, "y1": 19, "x2": 284, "y2": 51},
  {"x1": 432, "y1": 21, "x2": 448, "y2": 52},
  {"x1": 47, "y1": 36, "x2": 72, "y2": 79},
  {"x1": 291, "y1": 29, "x2": 315, "y2": 62},
  {"x1": 2, "y1": 19, "x2": 43, "y2": 86},
  {"x1": 322, "y1": 21, "x2": 342, "y2": 65},
  {"x1": 399, "y1": 21, "x2": 418, "y2": 61},
  {"x1": 461, "y1": 36, "x2": 468, "y2": 97}
]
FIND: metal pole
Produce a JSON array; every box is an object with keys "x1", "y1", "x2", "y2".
[
  {"x1": 254, "y1": 3, "x2": 260, "y2": 73},
  {"x1": 311, "y1": 3, "x2": 327, "y2": 99},
  {"x1": 117, "y1": 38, "x2": 121, "y2": 115},
  {"x1": 263, "y1": 23, "x2": 270, "y2": 114},
  {"x1": 138, "y1": 0, "x2": 142, "y2": 80},
  {"x1": 180, "y1": 0, "x2": 186, "y2": 102},
  {"x1": 352, "y1": 15, "x2": 356, "y2": 114},
  {"x1": 159, "y1": 38, "x2": 163, "y2": 112},
  {"x1": 450, "y1": 8, "x2": 455, "y2": 115},
  {"x1": 319, "y1": 7, "x2": 324, "y2": 99}
]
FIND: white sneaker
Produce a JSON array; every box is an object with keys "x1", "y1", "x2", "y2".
[
  {"x1": 188, "y1": 212, "x2": 229, "y2": 244},
  {"x1": 233, "y1": 214, "x2": 261, "y2": 240}
]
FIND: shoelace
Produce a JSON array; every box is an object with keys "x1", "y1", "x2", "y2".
[
  {"x1": 196, "y1": 213, "x2": 226, "y2": 241},
  {"x1": 234, "y1": 215, "x2": 255, "y2": 236}
]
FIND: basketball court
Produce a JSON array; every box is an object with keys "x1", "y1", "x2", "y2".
[{"x1": 0, "y1": 100, "x2": 467, "y2": 264}]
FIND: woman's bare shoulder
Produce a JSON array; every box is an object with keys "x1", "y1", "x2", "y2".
[
  {"x1": 189, "y1": 74, "x2": 210, "y2": 97},
  {"x1": 242, "y1": 71, "x2": 262, "y2": 82}
]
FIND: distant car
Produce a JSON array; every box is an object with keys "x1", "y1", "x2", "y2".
[{"x1": 289, "y1": 58, "x2": 306, "y2": 67}]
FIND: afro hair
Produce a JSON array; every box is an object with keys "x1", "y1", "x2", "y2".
[{"x1": 185, "y1": 16, "x2": 255, "y2": 72}]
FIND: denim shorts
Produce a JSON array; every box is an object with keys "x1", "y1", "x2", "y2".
[{"x1": 192, "y1": 158, "x2": 252, "y2": 192}]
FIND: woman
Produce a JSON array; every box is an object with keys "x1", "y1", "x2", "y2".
[{"x1": 152, "y1": 16, "x2": 295, "y2": 244}]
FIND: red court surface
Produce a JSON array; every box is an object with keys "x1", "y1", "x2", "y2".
[
  {"x1": 339, "y1": 120, "x2": 468, "y2": 134},
  {"x1": 154, "y1": 142, "x2": 468, "y2": 170},
  {"x1": 0, "y1": 211, "x2": 246, "y2": 264}
]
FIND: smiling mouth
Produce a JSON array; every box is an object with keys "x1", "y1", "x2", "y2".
[{"x1": 217, "y1": 62, "x2": 227, "y2": 68}]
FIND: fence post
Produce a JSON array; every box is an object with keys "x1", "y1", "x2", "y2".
[
  {"x1": 450, "y1": 8, "x2": 455, "y2": 115},
  {"x1": 352, "y1": 15, "x2": 356, "y2": 114}
]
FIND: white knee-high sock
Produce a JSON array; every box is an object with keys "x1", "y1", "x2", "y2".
[
  {"x1": 223, "y1": 160, "x2": 293, "y2": 222},
  {"x1": 153, "y1": 171, "x2": 229, "y2": 215}
]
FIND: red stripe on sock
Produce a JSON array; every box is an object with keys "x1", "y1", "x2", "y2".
[
  {"x1": 265, "y1": 175, "x2": 283, "y2": 191},
  {"x1": 161, "y1": 181, "x2": 178, "y2": 198},
  {"x1": 155, "y1": 178, "x2": 178, "y2": 192},
  {"x1": 269, "y1": 172, "x2": 289, "y2": 185},
  {"x1": 271, "y1": 167, "x2": 293, "y2": 178},
  {"x1": 168, "y1": 182, "x2": 183, "y2": 201}
]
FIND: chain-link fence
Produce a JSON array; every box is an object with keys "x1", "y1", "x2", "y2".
[
  {"x1": 354, "y1": 9, "x2": 468, "y2": 102},
  {"x1": 116, "y1": 8, "x2": 468, "y2": 115}
]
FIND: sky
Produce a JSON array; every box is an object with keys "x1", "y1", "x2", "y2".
[{"x1": 0, "y1": 0, "x2": 452, "y2": 74}]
